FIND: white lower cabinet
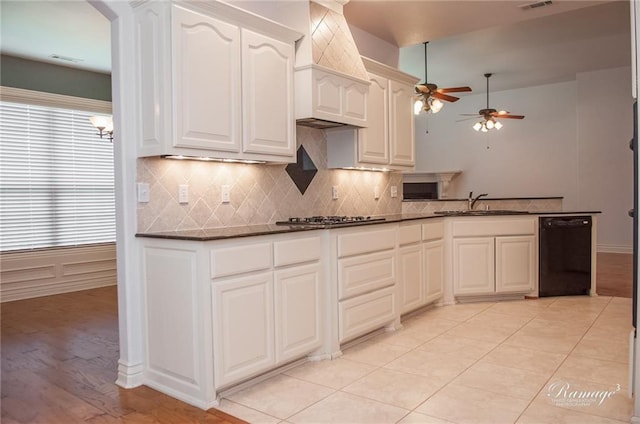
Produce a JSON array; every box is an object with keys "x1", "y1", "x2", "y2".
[
  {"x1": 210, "y1": 234, "x2": 322, "y2": 389},
  {"x1": 398, "y1": 220, "x2": 444, "y2": 314},
  {"x1": 274, "y1": 264, "x2": 322, "y2": 363},
  {"x1": 452, "y1": 218, "x2": 537, "y2": 297},
  {"x1": 212, "y1": 272, "x2": 275, "y2": 388},
  {"x1": 335, "y1": 226, "x2": 397, "y2": 343}
]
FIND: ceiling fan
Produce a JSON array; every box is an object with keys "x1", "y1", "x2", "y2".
[
  {"x1": 414, "y1": 41, "x2": 472, "y2": 115},
  {"x1": 461, "y1": 73, "x2": 525, "y2": 132}
]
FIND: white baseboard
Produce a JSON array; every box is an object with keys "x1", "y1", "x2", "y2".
[
  {"x1": 597, "y1": 244, "x2": 633, "y2": 254},
  {"x1": 116, "y1": 359, "x2": 145, "y2": 388}
]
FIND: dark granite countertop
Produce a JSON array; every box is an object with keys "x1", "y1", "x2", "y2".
[{"x1": 136, "y1": 210, "x2": 601, "y2": 241}]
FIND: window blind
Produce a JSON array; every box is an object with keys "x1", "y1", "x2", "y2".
[{"x1": 0, "y1": 101, "x2": 115, "y2": 252}]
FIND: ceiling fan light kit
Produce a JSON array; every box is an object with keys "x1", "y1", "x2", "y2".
[
  {"x1": 414, "y1": 42, "x2": 471, "y2": 115},
  {"x1": 469, "y1": 73, "x2": 524, "y2": 132}
]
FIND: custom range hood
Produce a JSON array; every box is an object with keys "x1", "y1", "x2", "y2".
[{"x1": 293, "y1": 0, "x2": 371, "y2": 129}]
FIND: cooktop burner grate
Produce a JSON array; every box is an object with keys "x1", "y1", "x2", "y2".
[{"x1": 276, "y1": 216, "x2": 385, "y2": 226}]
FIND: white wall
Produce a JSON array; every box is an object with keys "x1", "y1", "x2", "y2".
[
  {"x1": 408, "y1": 67, "x2": 633, "y2": 251},
  {"x1": 576, "y1": 67, "x2": 634, "y2": 252}
]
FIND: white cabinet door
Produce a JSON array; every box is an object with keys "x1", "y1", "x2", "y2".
[
  {"x1": 212, "y1": 272, "x2": 275, "y2": 388},
  {"x1": 172, "y1": 6, "x2": 241, "y2": 152},
  {"x1": 274, "y1": 264, "x2": 322, "y2": 363},
  {"x1": 495, "y1": 235, "x2": 535, "y2": 293},
  {"x1": 423, "y1": 239, "x2": 444, "y2": 303},
  {"x1": 398, "y1": 244, "x2": 423, "y2": 314},
  {"x1": 453, "y1": 237, "x2": 495, "y2": 295},
  {"x1": 358, "y1": 73, "x2": 389, "y2": 164},
  {"x1": 242, "y1": 29, "x2": 295, "y2": 157},
  {"x1": 388, "y1": 79, "x2": 415, "y2": 167}
]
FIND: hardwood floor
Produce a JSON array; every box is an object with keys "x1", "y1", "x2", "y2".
[
  {"x1": 1, "y1": 287, "x2": 246, "y2": 424},
  {"x1": 0, "y1": 253, "x2": 633, "y2": 423},
  {"x1": 596, "y1": 252, "x2": 633, "y2": 298}
]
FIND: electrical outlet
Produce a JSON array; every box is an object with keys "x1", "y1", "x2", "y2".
[
  {"x1": 332, "y1": 186, "x2": 338, "y2": 200},
  {"x1": 137, "y1": 182, "x2": 150, "y2": 203},
  {"x1": 374, "y1": 186, "x2": 380, "y2": 200},
  {"x1": 390, "y1": 186, "x2": 398, "y2": 198},
  {"x1": 221, "y1": 185, "x2": 230, "y2": 203},
  {"x1": 178, "y1": 184, "x2": 189, "y2": 204}
]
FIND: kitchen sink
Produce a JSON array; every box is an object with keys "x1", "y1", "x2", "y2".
[{"x1": 434, "y1": 210, "x2": 530, "y2": 216}]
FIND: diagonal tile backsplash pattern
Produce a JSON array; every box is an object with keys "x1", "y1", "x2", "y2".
[{"x1": 137, "y1": 126, "x2": 403, "y2": 233}]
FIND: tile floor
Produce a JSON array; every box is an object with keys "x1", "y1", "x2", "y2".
[{"x1": 217, "y1": 296, "x2": 634, "y2": 423}]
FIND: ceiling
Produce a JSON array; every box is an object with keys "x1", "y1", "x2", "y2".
[
  {"x1": 0, "y1": 0, "x2": 632, "y2": 94},
  {"x1": 345, "y1": 0, "x2": 631, "y2": 93}
]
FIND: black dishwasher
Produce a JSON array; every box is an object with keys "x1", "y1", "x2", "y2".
[{"x1": 538, "y1": 216, "x2": 592, "y2": 297}]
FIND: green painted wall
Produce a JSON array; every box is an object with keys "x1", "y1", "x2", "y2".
[{"x1": 1, "y1": 55, "x2": 111, "y2": 101}]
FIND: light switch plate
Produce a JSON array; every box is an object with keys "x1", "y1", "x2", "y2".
[
  {"x1": 137, "y1": 182, "x2": 150, "y2": 203},
  {"x1": 178, "y1": 184, "x2": 189, "y2": 204},
  {"x1": 332, "y1": 186, "x2": 338, "y2": 200},
  {"x1": 374, "y1": 186, "x2": 380, "y2": 200},
  {"x1": 390, "y1": 186, "x2": 398, "y2": 198},
  {"x1": 221, "y1": 185, "x2": 230, "y2": 203}
]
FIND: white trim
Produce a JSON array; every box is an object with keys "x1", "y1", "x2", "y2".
[
  {"x1": 0, "y1": 243, "x2": 117, "y2": 302},
  {"x1": 597, "y1": 244, "x2": 633, "y2": 254},
  {"x1": 0, "y1": 86, "x2": 112, "y2": 114},
  {"x1": 116, "y1": 359, "x2": 145, "y2": 388}
]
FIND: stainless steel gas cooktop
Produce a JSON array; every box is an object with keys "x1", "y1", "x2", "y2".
[{"x1": 276, "y1": 216, "x2": 386, "y2": 226}]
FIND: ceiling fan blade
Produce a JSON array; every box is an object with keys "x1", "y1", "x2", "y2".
[
  {"x1": 456, "y1": 116, "x2": 481, "y2": 122},
  {"x1": 437, "y1": 86, "x2": 472, "y2": 93},
  {"x1": 492, "y1": 114, "x2": 525, "y2": 119},
  {"x1": 490, "y1": 111, "x2": 525, "y2": 119},
  {"x1": 432, "y1": 92, "x2": 460, "y2": 102},
  {"x1": 459, "y1": 113, "x2": 480, "y2": 116}
]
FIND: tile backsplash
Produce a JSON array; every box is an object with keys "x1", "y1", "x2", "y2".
[{"x1": 137, "y1": 126, "x2": 402, "y2": 232}]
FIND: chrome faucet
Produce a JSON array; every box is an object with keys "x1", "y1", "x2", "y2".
[{"x1": 468, "y1": 191, "x2": 489, "y2": 210}]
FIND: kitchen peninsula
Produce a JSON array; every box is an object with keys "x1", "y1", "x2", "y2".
[{"x1": 136, "y1": 209, "x2": 600, "y2": 409}]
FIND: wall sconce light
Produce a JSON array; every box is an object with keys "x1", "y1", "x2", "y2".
[{"x1": 89, "y1": 115, "x2": 114, "y2": 141}]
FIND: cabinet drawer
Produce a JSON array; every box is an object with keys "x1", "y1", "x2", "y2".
[
  {"x1": 339, "y1": 286, "x2": 395, "y2": 343},
  {"x1": 210, "y1": 243, "x2": 272, "y2": 278},
  {"x1": 398, "y1": 224, "x2": 421, "y2": 245},
  {"x1": 338, "y1": 250, "x2": 395, "y2": 300},
  {"x1": 338, "y1": 227, "x2": 396, "y2": 257},
  {"x1": 422, "y1": 220, "x2": 444, "y2": 241},
  {"x1": 274, "y1": 236, "x2": 321, "y2": 267},
  {"x1": 452, "y1": 218, "x2": 536, "y2": 237}
]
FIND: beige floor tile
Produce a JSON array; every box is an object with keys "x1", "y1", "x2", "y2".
[
  {"x1": 453, "y1": 361, "x2": 550, "y2": 401},
  {"x1": 464, "y1": 310, "x2": 533, "y2": 331},
  {"x1": 288, "y1": 391, "x2": 409, "y2": 424},
  {"x1": 504, "y1": 331, "x2": 581, "y2": 354},
  {"x1": 397, "y1": 411, "x2": 455, "y2": 423},
  {"x1": 415, "y1": 383, "x2": 530, "y2": 424},
  {"x1": 583, "y1": 325, "x2": 630, "y2": 344},
  {"x1": 415, "y1": 334, "x2": 497, "y2": 360},
  {"x1": 370, "y1": 326, "x2": 442, "y2": 349},
  {"x1": 340, "y1": 339, "x2": 412, "y2": 367},
  {"x1": 342, "y1": 368, "x2": 445, "y2": 409},
  {"x1": 384, "y1": 349, "x2": 477, "y2": 384},
  {"x1": 572, "y1": 338, "x2": 629, "y2": 364},
  {"x1": 486, "y1": 300, "x2": 548, "y2": 318},
  {"x1": 517, "y1": 398, "x2": 629, "y2": 424},
  {"x1": 284, "y1": 357, "x2": 376, "y2": 389},
  {"x1": 401, "y1": 316, "x2": 460, "y2": 335},
  {"x1": 443, "y1": 321, "x2": 518, "y2": 344},
  {"x1": 536, "y1": 378, "x2": 632, "y2": 422},
  {"x1": 226, "y1": 374, "x2": 334, "y2": 420},
  {"x1": 216, "y1": 399, "x2": 280, "y2": 424},
  {"x1": 419, "y1": 302, "x2": 494, "y2": 322},
  {"x1": 517, "y1": 318, "x2": 591, "y2": 338},
  {"x1": 553, "y1": 356, "x2": 629, "y2": 389},
  {"x1": 480, "y1": 343, "x2": 566, "y2": 376}
]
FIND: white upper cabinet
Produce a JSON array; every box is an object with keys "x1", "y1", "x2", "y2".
[
  {"x1": 326, "y1": 57, "x2": 419, "y2": 170},
  {"x1": 136, "y1": 2, "x2": 301, "y2": 162}
]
